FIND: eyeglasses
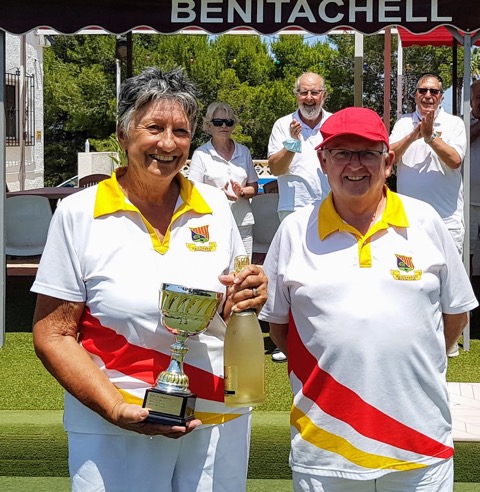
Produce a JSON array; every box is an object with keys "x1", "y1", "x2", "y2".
[
  {"x1": 323, "y1": 149, "x2": 386, "y2": 166},
  {"x1": 211, "y1": 118, "x2": 234, "y2": 127},
  {"x1": 416, "y1": 88, "x2": 442, "y2": 96},
  {"x1": 296, "y1": 89, "x2": 325, "y2": 97}
]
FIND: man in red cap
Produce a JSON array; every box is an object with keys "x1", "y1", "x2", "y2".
[{"x1": 259, "y1": 107, "x2": 477, "y2": 491}]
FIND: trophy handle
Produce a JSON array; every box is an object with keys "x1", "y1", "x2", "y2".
[{"x1": 155, "y1": 333, "x2": 191, "y2": 394}]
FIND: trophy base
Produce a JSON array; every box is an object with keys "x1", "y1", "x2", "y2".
[{"x1": 142, "y1": 387, "x2": 196, "y2": 426}]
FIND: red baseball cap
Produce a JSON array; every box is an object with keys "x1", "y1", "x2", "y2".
[{"x1": 316, "y1": 107, "x2": 389, "y2": 150}]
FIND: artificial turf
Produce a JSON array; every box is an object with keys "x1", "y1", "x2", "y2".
[{"x1": 1, "y1": 274, "x2": 480, "y2": 487}]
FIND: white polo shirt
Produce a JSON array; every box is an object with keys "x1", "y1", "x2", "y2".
[
  {"x1": 390, "y1": 107, "x2": 467, "y2": 231},
  {"x1": 189, "y1": 139, "x2": 258, "y2": 227},
  {"x1": 32, "y1": 169, "x2": 249, "y2": 435},
  {"x1": 268, "y1": 109, "x2": 332, "y2": 213},
  {"x1": 260, "y1": 188, "x2": 477, "y2": 480}
]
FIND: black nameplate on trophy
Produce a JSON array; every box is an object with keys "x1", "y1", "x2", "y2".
[{"x1": 143, "y1": 388, "x2": 197, "y2": 426}]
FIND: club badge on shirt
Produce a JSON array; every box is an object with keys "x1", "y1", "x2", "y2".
[
  {"x1": 186, "y1": 225, "x2": 217, "y2": 252},
  {"x1": 390, "y1": 254, "x2": 422, "y2": 281}
]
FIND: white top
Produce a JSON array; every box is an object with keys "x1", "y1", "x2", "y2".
[
  {"x1": 189, "y1": 139, "x2": 258, "y2": 227},
  {"x1": 259, "y1": 189, "x2": 477, "y2": 480},
  {"x1": 32, "y1": 169, "x2": 249, "y2": 436},
  {"x1": 390, "y1": 107, "x2": 467, "y2": 230},
  {"x1": 267, "y1": 109, "x2": 332, "y2": 213},
  {"x1": 470, "y1": 112, "x2": 480, "y2": 206}
]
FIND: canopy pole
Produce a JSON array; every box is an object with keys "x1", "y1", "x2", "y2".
[
  {"x1": 19, "y1": 34, "x2": 27, "y2": 190},
  {"x1": 0, "y1": 30, "x2": 6, "y2": 348},
  {"x1": 383, "y1": 27, "x2": 392, "y2": 132},
  {"x1": 396, "y1": 30, "x2": 403, "y2": 119},
  {"x1": 452, "y1": 40, "x2": 458, "y2": 115},
  {"x1": 354, "y1": 32, "x2": 363, "y2": 107},
  {"x1": 463, "y1": 33, "x2": 472, "y2": 351}
]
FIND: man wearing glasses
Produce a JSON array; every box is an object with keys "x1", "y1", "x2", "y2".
[
  {"x1": 260, "y1": 107, "x2": 476, "y2": 491},
  {"x1": 267, "y1": 72, "x2": 332, "y2": 363},
  {"x1": 268, "y1": 72, "x2": 332, "y2": 223},
  {"x1": 390, "y1": 74, "x2": 467, "y2": 358},
  {"x1": 389, "y1": 74, "x2": 467, "y2": 257}
]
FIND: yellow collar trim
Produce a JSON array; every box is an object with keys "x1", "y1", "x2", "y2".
[
  {"x1": 318, "y1": 187, "x2": 409, "y2": 268},
  {"x1": 93, "y1": 168, "x2": 212, "y2": 254},
  {"x1": 93, "y1": 168, "x2": 212, "y2": 218},
  {"x1": 318, "y1": 186, "x2": 409, "y2": 240}
]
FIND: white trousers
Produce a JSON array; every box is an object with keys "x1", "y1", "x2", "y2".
[
  {"x1": 293, "y1": 458, "x2": 453, "y2": 492},
  {"x1": 69, "y1": 412, "x2": 252, "y2": 492}
]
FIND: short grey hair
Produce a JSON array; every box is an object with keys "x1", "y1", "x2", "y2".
[
  {"x1": 416, "y1": 73, "x2": 444, "y2": 93},
  {"x1": 117, "y1": 67, "x2": 199, "y2": 138},
  {"x1": 202, "y1": 102, "x2": 238, "y2": 133},
  {"x1": 294, "y1": 72, "x2": 326, "y2": 95}
]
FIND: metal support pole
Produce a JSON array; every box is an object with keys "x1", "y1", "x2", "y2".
[
  {"x1": 116, "y1": 58, "x2": 121, "y2": 119},
  {"x1": 397, "y1": 31, "x2": 403, "y2": 119},
  {"x1": 463, "y1": 34, "x2": 472, "y2": 351},
  {"x1": 383, "y1": 28, "x2": 392, "y2": 132},
  {"x1": 354, "y1": 32, "x2": 363, "y2": 107},
  {"x1": 0, "y1": 30, "x2": 6, "y2": 348}
]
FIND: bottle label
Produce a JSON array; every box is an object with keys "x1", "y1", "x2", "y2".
[{"x1": 224, "y1": 365, "x2": 238, "y2": 395}]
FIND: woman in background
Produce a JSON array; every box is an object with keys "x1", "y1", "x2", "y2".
[{"x1": 189, "y1": 102, "x2": 258, "y2": 260}]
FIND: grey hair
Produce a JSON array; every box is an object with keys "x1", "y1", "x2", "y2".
[
  {"x1": 293, "y1": 72, "x2": 326, "y2": 95},
  {"x1": 202, "y1": 102, "x2": 238, "y2": 132},
  {"x1": 416, "y1": 74, "x2": 444, "y2": 93},
  {"x1": 117, "y1": 67, "x2": 199, "y2": 137}
]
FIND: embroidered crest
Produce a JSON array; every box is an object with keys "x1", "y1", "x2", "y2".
[
  {"x1": 187, "y1": 225, "x2": 217, "y2": 252},
  {"x1": 395, "y1": 254, "x2": 414, "y2": 272},
  {"x1": 190, "y1": 225, "x2": 210, "y2": 243},
  {"x1": 391, "y1": 254, "x2": 422, "y2": 281}
]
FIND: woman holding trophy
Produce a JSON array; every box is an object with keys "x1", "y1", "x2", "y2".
[{"x1": 32, "y1": 67, "x2": 267, "y2": 492}]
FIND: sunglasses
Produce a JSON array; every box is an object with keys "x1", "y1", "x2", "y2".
[
  {"x1": 211, "y1": 118, "x2": 234, "y2": 127},
  {"x1": 416, "y1": 88, "x2": 442, "y2": 95}
]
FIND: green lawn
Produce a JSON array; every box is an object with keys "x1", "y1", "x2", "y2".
[{"x1": 1, "y1": 274, "x2": 480, "y2": 488}]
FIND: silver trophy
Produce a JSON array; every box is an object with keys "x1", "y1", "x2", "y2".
[{"x1": 143, "y1": 283, "x2": 223, "y2": 425}]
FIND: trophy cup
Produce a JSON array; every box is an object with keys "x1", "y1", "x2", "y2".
[{"x1": 143, "y1": 283, "x2": 223, "y2": 425}]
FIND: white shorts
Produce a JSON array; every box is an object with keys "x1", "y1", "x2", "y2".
[
  {"x1": 69, "y1": 412, "x2": 252, "y2": 492},
  {"x1": 293, "y1": 458, "x2": 453, "y2": 492}
]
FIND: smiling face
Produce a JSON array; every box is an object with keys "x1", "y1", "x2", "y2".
[
  {"x1": 319, "y1": 135, "x2": 394, "y2": 207},
  {"x1": 117, "y1": 98, "x2": 192, "y2": 184},
  {"x1": 296, "y1": 73, "x2": 327, "y2": 123},
  {"x1": 415, "y1": 76, "x2": 444, "y2": 116}
]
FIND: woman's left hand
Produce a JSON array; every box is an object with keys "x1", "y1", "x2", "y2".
[{"x1": 219, "y1": 264, "x2": 267, "y2": 319}]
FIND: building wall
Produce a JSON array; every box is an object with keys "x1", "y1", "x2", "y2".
[{"x1": 5, "y1": 32, "x2": 45, "y2": 191}]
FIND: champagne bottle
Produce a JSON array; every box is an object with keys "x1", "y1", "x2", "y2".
[{"x1": 224, "y1": 256, "x2": 266, "y2": 407}]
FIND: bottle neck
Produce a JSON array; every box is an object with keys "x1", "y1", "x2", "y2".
[{"x1": 233, "y1": 309, "x2": 256, "y2": 315}]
